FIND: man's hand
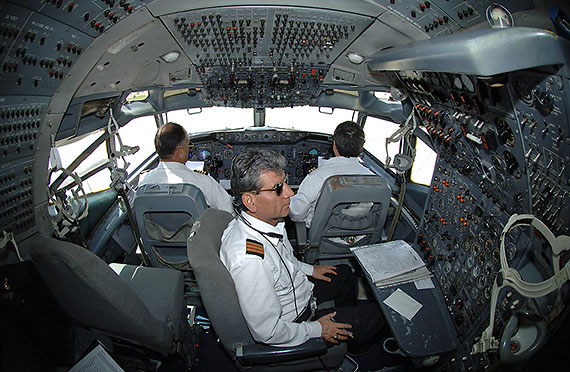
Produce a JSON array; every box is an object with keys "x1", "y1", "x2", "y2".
[
  {"x1": 312, "y1": 265, "x2": 337, "y2": 282},
  {"x1": 317, "y1": 311, "x2": 353, "y2": 344}
]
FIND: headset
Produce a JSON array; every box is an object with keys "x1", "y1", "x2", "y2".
[{"x1": 472, "y1": 214, "x2": 570, "y2": 363}]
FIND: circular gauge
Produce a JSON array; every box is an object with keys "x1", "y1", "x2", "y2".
[
  {"x1": 506, "y1": 242, "x2": 517, "y2": 262},
  {"x1": 198, "y1": 149, "x2": 212, "y2": 160},
  {"x1": 492, "y1": 248, "x2": 500, "y2": 263},
  {"x1": 486, "y1": 4, "x2": 514, "y2": 28},
  {"x1": 462, "y1": 237, "x2": 472, "y2": 253},
  {"x1": 484, "y1": 287, "x2": 492, "y2": 300},
  {"x1": 485, "y1": 239, "x2": 494, "y2": 252},
  {"x1": 455, "y1": 277, "x2": 464, "y2": 289},
  {"x1": 453, "y1": 238, "x2": 461, "y2": 251},
  {"x1": 492, "y1": 155, "x2": 504, "y2": 172},
  {"x1": 308, "y1": 148, "x2": 318, "y2": 156},
  {"x1": 472, "y1": 265, "x2": 480, "y2": 278},
  {"x1": 478, "y1": 252, "x2": 486, "y2": 265},
  {"x1": 224, "y1": 149, "x2": 234, "y2": 159},
  {"x1": 472, "y1": 145, "x2": 480, "y2": 157},
  {"x1": 454, "y1": 260, "x2": 463, "y2": 273},
  {"x1": 485, "y1": 263, "x2": 494, "y2": 276},
  {"x1": 503, "y1": 150, "x2": 519, "y2": 175},
  {"x1": 461, "y1": 74, "x2": 476, "y2": 93},
  {"x1": 474, "y1": 158, "x2": 483, "y2": 173},
  {"x1": 496, "y1": 118, "x2": 515, "y2": 147},
  {"x1": 472, "y1": 241, "x2": 480, "y2": 253},
  {"x1": 443, "y1": 261, "x2": 452, "y2": 273},
  {"x1": 466, "y1": 255, "x2": 475, "y2": 268},
  {"x1": 440, "y1": 73, "x2": 451, "y2": 87},
  {"x1": 453, "y1": 75, "x2": 463, "y2": 90},
  {"x1": 477, "y1": 275, "x2": 486, "y2": 289},
  {"x1": 490, "y1": 271, "x2": 498, "y2": 286},
  {"x1": 471, "y1": 286, "x2": 479, "y2": 299}
]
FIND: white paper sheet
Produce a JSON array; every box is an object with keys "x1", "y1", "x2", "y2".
[
  {"x1": 351, "y1": 240, "x2": 425, "y2": 284},
  {"x1": 69, "y1": 344, "x2": 124, "y2": 372},
  {"x1": 414, "y1": 276, "x2": 435, "y2": 290},
  {"x1": 383, "y1": 288, "x2": 423, "y2": 321}
]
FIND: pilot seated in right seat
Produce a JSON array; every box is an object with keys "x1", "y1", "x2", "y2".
[{"x1": 289, "y1": 121, "x2": 374, "y2": 229}]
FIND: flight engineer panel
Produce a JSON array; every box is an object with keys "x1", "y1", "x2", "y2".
[{"x1": 390, "y1": 67, "x2": 570, "y2": 371}]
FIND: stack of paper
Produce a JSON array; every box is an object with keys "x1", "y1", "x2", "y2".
[{"x1": 351, "y1": 240, "x2": 431, "y2": 287}]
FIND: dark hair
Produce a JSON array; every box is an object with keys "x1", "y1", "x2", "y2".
[
  {"x1": 155, "y1": 122, "x2": 189, "y2": 159},
  {"x1": 230, "y1": 148, "x2": 286, "y2": 210},
  {"x1": 333, "y1": 121, "x2": 365, "y2": 157}
]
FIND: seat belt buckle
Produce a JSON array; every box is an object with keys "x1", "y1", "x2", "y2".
[{"x1": 310, "y1": 296, "x2": 317, "y2": 319}]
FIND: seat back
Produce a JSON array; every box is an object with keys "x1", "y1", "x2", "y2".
[
  {"x1": 188, "y1": 209, "x2": 347, "y2": 371},
  {"x1": 134, "y1": 183, "x2": 207, "y2": 269},
  {"x1": 28, "y1": 235, "x2": 176, "y2": 354},
  {"x1": 305, "y1": 175, "x2": 391, "y2": 264},
  {"x1": 186, "y1": 209, "x2": 253, "y2": 358}
]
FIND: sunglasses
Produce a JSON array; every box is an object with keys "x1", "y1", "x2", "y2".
[{"x1": 243, "y1": 177, "x2": 288, "y2": 196}]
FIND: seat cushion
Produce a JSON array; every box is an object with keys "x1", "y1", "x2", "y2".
[
  {"x1": 28, "y1": 235, "x2": 175, "y2": 354},
  {"x1": 110, "y1": 263, "x2": 186, "y2": 341}
]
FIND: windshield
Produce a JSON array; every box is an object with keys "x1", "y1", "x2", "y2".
[
  {"x1": 165, "y1": 106, "x2": 356, "y2": 134},
  {"x1": 52, "y1": 106, "x2": 435, "y2": 194}
]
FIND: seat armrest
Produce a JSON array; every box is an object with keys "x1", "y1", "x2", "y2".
[
  {"x1": 236, "y1": 338, "x2": 327, "y2": 366},
  {"x1": 295, "y1": 221, "x2": 307, "y2": 251}
]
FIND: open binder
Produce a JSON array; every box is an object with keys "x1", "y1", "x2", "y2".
[{"x1": 350, "y1": 240, "x2": 431, "y2": 287}]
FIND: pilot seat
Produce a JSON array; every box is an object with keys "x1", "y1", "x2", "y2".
[
  {"x1": 28, "y1": 234, "x2": 193, "y2": 368},
  {"x1": 187, "y1": 208, "x2": 347, "y2": 371},
  {"x1": 133, "y1": 183, "x2": 208, "y2": 270},
  {"x1": 296, "y1": 175, "x2": 392, "y2": 266}
]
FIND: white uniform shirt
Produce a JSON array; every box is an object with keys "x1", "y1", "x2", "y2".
[
  {"x1": 289, "y1": 157, "x2": 373, "y2": 227},
  {"x1": 138, "y1": 162, "x2": 234, "y2": 214},
  {"x1": 220, "y1": 212, "x2": 321, "y2": 346}
]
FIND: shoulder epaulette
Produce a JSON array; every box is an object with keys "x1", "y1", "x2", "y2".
[{"x1": 245, "y1": 239, "x2": 264, "y2": 258}]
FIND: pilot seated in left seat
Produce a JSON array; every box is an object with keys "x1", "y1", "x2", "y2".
[
  {"x1": 220, "y1": 148, "x2": 384, "y2": 351},
  {"x1": 138, "y1": 122, "x2": 234, "y2": 214}
]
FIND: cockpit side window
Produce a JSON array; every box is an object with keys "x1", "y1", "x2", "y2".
[
  {"x1": 362, "y1": 116, "x2": 401, "y2": 167},
  {"x1": 410, "y1": 130, "x2": 437, "y2": 186},
  {"x1": 52, "y1": 115, "x2": 157, "y2": 194}
]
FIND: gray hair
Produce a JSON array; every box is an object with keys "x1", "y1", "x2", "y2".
[{"x1": 231, "y1": 148, "x2": 286, "y2": 206}]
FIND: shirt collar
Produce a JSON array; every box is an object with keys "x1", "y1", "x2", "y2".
[
  {"x1": 240, "y1": 211, "x2": 285, "y2": 245},
  {"x1": 323, "y1": 156, "x2": 359, "y2": 164},
  {"x1": 158, "y1": 161, "x2": 186, "y2": 170}
]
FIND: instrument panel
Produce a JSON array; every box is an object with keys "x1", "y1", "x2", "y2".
[
  {"x1": 187, "y1": 129, "x2": 334, "y2": 188},
  {"x1": 395, "y1": 67, "x2": 570, "y2": 371}
]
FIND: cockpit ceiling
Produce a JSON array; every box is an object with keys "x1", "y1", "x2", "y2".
[{"x1": 0, "y1": 0, "x2": 548, "y2": 113}]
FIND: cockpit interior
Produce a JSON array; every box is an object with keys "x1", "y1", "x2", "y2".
[{"x1": 1, "y1": 0, "x2": 570, "y2": 371}]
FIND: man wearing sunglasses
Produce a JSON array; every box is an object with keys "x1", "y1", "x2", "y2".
[
  {"x1": 138, "y1": 122, "x2": 234, "y2": 214},
  {"x1": 220, "y1": 148, "x2": 384, "y2": 350},
  {"x1": 289, "y1": 121, "x2": 374, "y2": 228}
]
